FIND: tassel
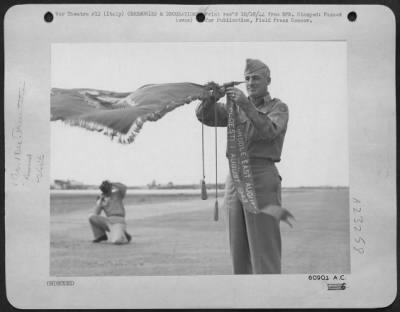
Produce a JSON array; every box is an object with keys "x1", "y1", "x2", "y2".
[
  {"x1": 200, "y1": 107, "x2": 208, "y2": 201},
  {"x1": 201, "y1": 179, "x2": 208, "y2": 200},
  {"x1": 214, "y1": 200, "x2": 219, "y2": 221}
]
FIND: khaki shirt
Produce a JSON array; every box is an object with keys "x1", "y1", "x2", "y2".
[
  {"x1": 196, "y1": 93, "x2": 288, "y2": 162},
  {"x1": 95, "y1": 188, "x2": 126, "y2": 218}
]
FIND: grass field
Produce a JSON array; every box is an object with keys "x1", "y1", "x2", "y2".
[{"x1": 50, "y1": 188, "x2": 350, "y2": 276}]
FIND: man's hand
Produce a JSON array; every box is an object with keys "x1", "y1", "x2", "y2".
[
  {"x1": 205, "y1": 82, "x2": 226, "y2": 101},
  {"x1": 280, "y1": 208, "x2": 295, "y2": 228},
  {"x1": 226, "y1": 87, "x2": 249, "y2": 110},
  {"x1": 110, "y1": 182, "x2": 127, "y2": 198}
]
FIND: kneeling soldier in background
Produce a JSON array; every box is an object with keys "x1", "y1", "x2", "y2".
[{"x1": 88, "y1": 180, "x2": 132, "y2": 244}]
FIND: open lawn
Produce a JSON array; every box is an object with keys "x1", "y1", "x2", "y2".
[{"x1": 50, "y1": 188, "x2": 350, "y2": 276}]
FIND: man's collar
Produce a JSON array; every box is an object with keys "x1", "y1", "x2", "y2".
[
  {"x1": 263, "y1": 92, "x2": 272, "y2": 105},
  {"x1": 250, "y1": 92, "x2": 272, "y2": 108}
]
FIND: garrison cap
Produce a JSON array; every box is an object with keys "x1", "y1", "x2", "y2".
[{"x1": 244, "y1": 59, "x2": 270, "y2": 78}]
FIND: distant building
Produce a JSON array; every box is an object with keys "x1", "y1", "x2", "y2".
[
  {"x1": 167, "y1": 181, "x2": 174, "y2": 188},
  {"x1": 147, "y1": 180, "x2": 157, "y2": 189},
  {"x1": 52, "y1": 179, "x2": 86, "y2": 189},
  {"x1": 51, "y1": 181, "x2": 62, "y2": 189}
]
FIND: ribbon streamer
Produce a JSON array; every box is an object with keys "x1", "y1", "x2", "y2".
[{"x1": 226, "y1": 97, "x2": 259, "y2": 213}]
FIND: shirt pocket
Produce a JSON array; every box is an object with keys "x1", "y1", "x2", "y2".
[{"x1": 246, "y1": 122, "x2": 266, "y2": 142}]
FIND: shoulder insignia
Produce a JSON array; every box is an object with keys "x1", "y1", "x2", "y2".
[
  {"x1": 272, "y1": 98, "x2": 287, "y2": 113},
  {"x1": 279, "y1": 104, "x2": 288, "y2": 113}
]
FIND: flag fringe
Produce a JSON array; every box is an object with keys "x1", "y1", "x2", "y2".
[{"x1": 56, "y1": 93, "x2": 205, "y2": 144}]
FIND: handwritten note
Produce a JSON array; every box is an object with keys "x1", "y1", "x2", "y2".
[
  {"x1": 8, "y1": 82, "x2": 45, "y2": 187},
  {"x1": 352, "y1": 197, "x2": 365, "y2": 255}
]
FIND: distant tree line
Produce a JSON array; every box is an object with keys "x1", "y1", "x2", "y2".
[
  {"x1": 146, "y1": 179, "x2": 225, "y2": 190},
  {"x1": 51, "y1": 178, "x2": 348, "y2": 191}
]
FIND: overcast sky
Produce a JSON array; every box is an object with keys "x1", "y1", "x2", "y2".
[{"x1": 51, "y1": 42, "x2": 347, "y2": 187}]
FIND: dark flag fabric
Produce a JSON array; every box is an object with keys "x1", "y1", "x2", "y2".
[{"x1": 51, "y1": 82, "x2": 212, "y2": 144}]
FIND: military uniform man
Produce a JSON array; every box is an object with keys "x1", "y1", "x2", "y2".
[
  {"x1": 88, "y1": 180, "x2": 132, "y2": 244},
  {"x1": 196, "y1": 59, "x2": 291, "y2": 274}
]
